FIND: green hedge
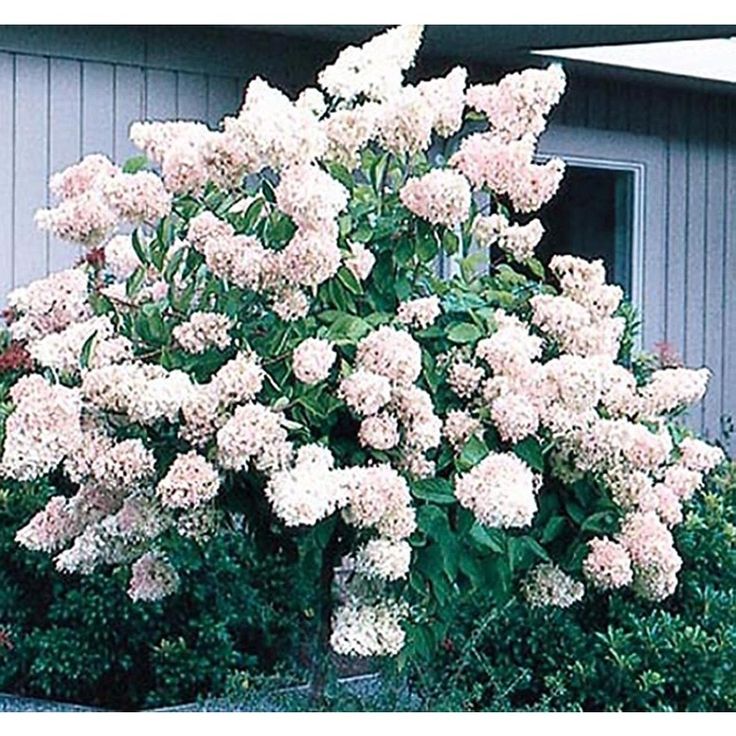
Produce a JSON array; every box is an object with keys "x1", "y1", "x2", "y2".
[
  {"x1": 411, "y1": 462, "x2": 736, "y2": 711},
  {"x1": 0, "y1": 481, "x2": 309, "y2": 710}
]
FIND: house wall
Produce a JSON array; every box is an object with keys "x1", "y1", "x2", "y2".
[
  {"x1": 0, "y1": 26, "x2": 336, "y2": 296},
  {"x1": 553, "y1": 76, "x2": 736, "y2": 443},
  {"x1": 0, "y1": 26, "x2": 733, "y2": 444}
]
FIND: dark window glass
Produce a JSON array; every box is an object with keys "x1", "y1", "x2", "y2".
[{"x1": 537, "y1": 166, "x2": 634, "y2": 296}]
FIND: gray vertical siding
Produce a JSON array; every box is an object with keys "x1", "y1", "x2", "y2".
[
  {"x1": 0, "y1": 25, "x2": 336, "y2": 300},
  {"x1": 554, "y1": 76, "x2": 736, "y2": 445},
  {"x1": 0, "y1": 49, "x2": 245, "y2": 282}
]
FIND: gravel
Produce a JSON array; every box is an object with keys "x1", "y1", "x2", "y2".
[{"x1": 0, "y1": 674, "x2": 421, "y2": 712}]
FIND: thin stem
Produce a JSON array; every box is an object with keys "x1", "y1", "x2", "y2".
[{"x1": 308, "y1": 526, "x2": 342, "y2": 707}]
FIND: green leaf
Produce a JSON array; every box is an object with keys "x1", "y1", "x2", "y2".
[
  {"x1": 337, "y1": 266, "x2": 363, "y2": 295},
  {"x1": 457, "y1": 434, "x2": 489, "y2": 472},
  {"x1": 541, "y1": 515, "x2": 568, "y2": 544},
  {"x1": 325, "y1": 313, "x2": 370, "y2": 343},
  {"x1": 79, "y1": 331, "x2": 98, "y2": 370},
  {"x1": 442, "y1": 229, "x2": 459, "y2": 255},
  {"x1": 412, "y1": 478, "x2": 455, "y2": 505},
  {"x1": 469, "y1": 523, "x2": 504, "y2": 553},
  {"x1": 328, "y1": 162, "x2": 354, "y2": 191},
  {"x1": 261, "y1": 179, "x2": 277, "y2": 204},
  {"x1": 508, "y1": 536, "x2": 547, "y2": 572},
  {"x1": 163, "y1": 246, "x2": 186, "y2": 283},
  {"x1": 460, "y1": 252, "x2": 488, "y2": 282},
  {"x1": 527, "y1": 257, "x2": 545, "y2": 279},
  {"x1": 130, "y1": 230, "x2": 148, "y2": 266},
  {"x1": 122, "y1": 154, "x2": 148, "y2": 174},
  {"x1": 581, "y1": 510, "x2": 618, "y2": 535},
  {"x1": 241, "y1": 198, "x2": 265, "y2": 231},
  {"x1": 125, "y1": 266, "x2": 147, "y2": 298},
  {"x1": 513, "y1": 436, "x2": 545, "y2": 472},
  {"x1": 446, "y1": 322, "x2": 481, "y2": 344},
  {"x1": 370, "y1": 152, "x2": 389, "y2": 193},
  {"x1": 417, "y1": 233, "x2": 439, "y2": 263}
]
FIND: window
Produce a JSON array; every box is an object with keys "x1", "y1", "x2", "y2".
[{"x1": 537, "y1": 165, "x2": 635, "y2": 297}]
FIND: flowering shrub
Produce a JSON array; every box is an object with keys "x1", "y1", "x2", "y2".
[{"x1": 0, "y1": 24, "x2": 726, "y2": 679}]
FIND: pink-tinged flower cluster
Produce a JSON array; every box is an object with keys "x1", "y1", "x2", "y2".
[
  {"x1": 104, "y1": 235, "x2": 141, "y2": 279},
  {"x1": 637, "y1": 368, "x2": 711, "y2": 418},
  {"x1": 173, "y1": 312, "x2": 233, "y2": 354},
  {"x1": 265, "y1": 445, "x2": 349, "y2": 527},
  {"x1": 476, "y1": 311, "x2": 543, "y2": 377},
  {"x1": 34, "y1": 190, "x2": 112, "y2": 246},
  {"x1": 450, "y1": 133, "x2": 565, "y2": 213},
  {"x1": 415, "y1": 66, "x2": 468, "y2": 138},
  {"x1": 180, "y1": 385, "x2": 222, "y2": 447},
  {"x1": 29, "y1": 316, "x2": 130, "y2": 376},
  {"x1": 339, "y1": 369, "x2": 393, "y2": 417},
  {"x1": 330, "y1": 599, "x2": 406, "y2": 657},
  {"x1": 210, "y1": 352, "x2": 265, "y2": 407},
  {"x1": 455, "y1": 452, "x2": 538, "y2": 528},
  {"x1": 356, "y1": 326, "x2": 422, "y2": 386},
  {"x1": 36, "y1": 154, "x2": 172, "y2": 246},
  {"x1": 229, "y1": 76, "x2": 328, "y2": 171},
  {"x1": 343, "y1": 464, "x2": 416, "y2": 541},
  {"x1": 617, "y1": 511, "x2": 682, "y2": 601},
  {"x1": 490, "y1": 391, "x2": 539, "y2": 444},
  {"x1": 292, "y1": 338, "x2": 337, "y2": 385},
  {"x1": 467, "y1": 65, "x2": 566, "y2": 142},
  {"x1": 376, "y1": 86, "x2": 435, "y2": 156},
  {"x1": 522, "y1": 563, "x2": 584, "y2": 608},
  {"x1": 530, "y1": 256, "x2": 625, "y2": 359},
  {"x1": 318, "y1": 24, "x2": 424, "y2": 103},
  {"x1": 582, "y1": 537, "x2": 633, "y2": 590},
  {"x1": 359, "y1": 412, "x2": 400, "y2": 451},
  {"x1": 54, "y1": 494, "x2": 167, "y2": 575},
  {"x1": 157, "y1": 451, "x2": 220, "y2": 510},
  {"x1": 49, "y1": 153, "x2": 118, "y2": 200},
  {"x1": 128, "y1": 552, "x2": 180, "y2": 602},
  {"x1": 392, "y1": 385, "x2": 442, "y2": 454},
  {"x1": 678, "y1": 437, "x2": 725, "y2": 473},
  {"x1": 447, "y1": 360, "x2": 484, "y2": 399},
  {"x1": 90, "y1": 438, "x2": 157, "y2": 493},
  {"x1": 1, "y1": 376, "x2": 83, "y2": 481},
  {"x1": 295, "y1": 87, "x2": 327, "y2": 117},
  {"x1": 275, "y1": 164, "x2": 348, "y2": 231},
  {"x1": 7, "y1": 268, "x2": 91, "y2": 342},
  {"x1": 400, "y1": 170, "x2": 472, "y2": 228},
  {"x1": 216, "y1": 402, "x2": 292, "y2": 474},
  {"x1": 82, "y1": 363, "x2": 194, "y2": 426},
  {"x1": 473, "y1": 212, "x2": 544, "y2": 263},
  {"x1": 279, "y1": 227, "x2": 342, "y2": 289},
  {"x1": 100, "y1": 171, "x2": 171, "y2": 223},
  {"x1": 396, "y1": 295, "x2": 441, "y2": 330},
  {"x1": 187, "y1": 211, "x2": 233, "y2": 253},
  {"x1": 355, "y1": 538, "x2": 411, "y2": 581},
  {"x1": 271, "y1": 287, "x2": 310, "y2": 322},
  {"x1": 342, "y1": 323, "x2": 442, "y2": 465},
  {"x1": 204, "y1": 234, "x2": 265, "y2": 291},
  {"x1": 443, "y1": 409, "x2": 481, "y2": 450},
  {"x1": 13, "y1": 431, "x2": 156, "y2": 561},
  {"x1": 322, "y1": 103, "x2": 381, "y2": 167}
]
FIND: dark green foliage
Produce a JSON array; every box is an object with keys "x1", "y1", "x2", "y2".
[
  {"x1": 0, "y1": 483, "x2": 308, "y2": 710},
  {"x1": 409, "y1": 462, "x2": 736, "y2": 711}
]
